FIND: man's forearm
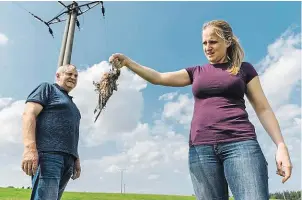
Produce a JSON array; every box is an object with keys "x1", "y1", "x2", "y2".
[{"x1": 22, "y1": 113, "x2": 37, "y2": 149}]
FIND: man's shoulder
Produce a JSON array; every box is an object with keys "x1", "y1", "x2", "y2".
[
  {"x1": 38, "y1": 82, "x2": 55, "y2": 88},
  {"x1": 32, "y1": 82, "x2": 56, "y2": 92},
  {"x1": 26, "y1": 82, "x2": 55, "y2": 106}
]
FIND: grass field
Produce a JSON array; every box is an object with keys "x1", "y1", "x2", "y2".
[
  {"x1": 0, "y1": 188, "x2": 195, "y2": 200},
  {"x1": 0, "y1": 188, "x2": 236, "y2": 200}
]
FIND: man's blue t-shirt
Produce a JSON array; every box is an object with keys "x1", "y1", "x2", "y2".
[{"x1": 25, "y1": 82, "x2": 81, "y2": 159}]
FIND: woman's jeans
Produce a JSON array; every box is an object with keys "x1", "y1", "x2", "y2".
[{"x1": 189, "y1": 139, "x2": 269, "y2": 200}]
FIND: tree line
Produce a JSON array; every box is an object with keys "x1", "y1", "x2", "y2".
[{"x1": 270, "y1": 190, "x2": 301, "y2": 200}]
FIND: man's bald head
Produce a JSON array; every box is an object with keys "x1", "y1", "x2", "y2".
[{"x1": 56, "y1": 64, "x2": 77, "y2": 74}]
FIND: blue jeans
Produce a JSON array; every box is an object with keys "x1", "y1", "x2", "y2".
[
  {"x1": 189, "y1": 139, "x2": 269, "y2": 200},
  {"x1": 30, "y1": 152, "x2": 75, "y2": 200}
]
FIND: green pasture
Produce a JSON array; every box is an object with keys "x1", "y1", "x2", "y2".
[{"x1": 0, "y1": 188, "x2": 193, "y2": 200}]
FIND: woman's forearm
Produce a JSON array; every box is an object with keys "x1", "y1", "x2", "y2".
[
  {"x1": 126, "y1": 59, "x2": 161, "y2": 85},
  {"x1": 256, "y1": 108, "x2": 285, "y2": 147}
]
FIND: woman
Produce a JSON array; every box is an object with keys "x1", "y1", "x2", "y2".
[{"x1": 109, "y1": 20, "x2": 292, "y2": 200}]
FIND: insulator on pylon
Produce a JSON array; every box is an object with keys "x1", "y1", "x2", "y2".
[
  {"x1": 48, "y1": 27, "x2": 54, "y2": 38},
  {"x1": 76, "y1": 20, "x2": 80, "y2": 30},
  {"x1": 100, "y1": 1, "x2": 105, "y2": 17}
]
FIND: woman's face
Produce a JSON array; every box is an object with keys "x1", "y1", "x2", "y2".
[{"x1": 202, "y1": 26, "x2": 230, "y2": 64}]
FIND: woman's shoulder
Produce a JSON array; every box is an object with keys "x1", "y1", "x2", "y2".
[
  {"x1": 241, "y1": 61, "x2": 256, "y2": 69},
  {"x1": 185, "y1": 63, "x2": 210, "y2": 71},
  {"x1": 240, "y1": 62, "x2": 259, "y2": 83}
]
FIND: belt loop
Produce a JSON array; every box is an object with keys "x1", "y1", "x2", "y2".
[{"x1": 213, "y1": 144, "x2": 219, "y2": 154}]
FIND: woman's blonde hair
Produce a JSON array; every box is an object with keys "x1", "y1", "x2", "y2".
[{"x1": 203, "y1": 20, "x2": 244, "y2": 75}]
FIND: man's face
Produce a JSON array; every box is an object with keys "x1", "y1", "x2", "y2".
[{"x1": 56, "y1": 65, "x2": 78, "y2": 92}]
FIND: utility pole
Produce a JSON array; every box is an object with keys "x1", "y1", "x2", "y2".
[
  {"x1": 56, "y1": 1, "x2": 105, "y2": 68},
  {"x1": 120, "y1": 168, "x2": 126, "y2": 194},
  {"x1": 60, "y1": 1, "x2": 78, "y2": 67},
  {"x1": 120, "y1": 169, "x2": 123, "y2": 194},
  {"x1": 57, "y1": 11, "x2": 70, "y2": 68},
  {"x1": 19, "y1": 1, "x2": 105, "y2": 68},
  {"x1": 282, "y1": 191, "x2": 287, "y2": 200}
]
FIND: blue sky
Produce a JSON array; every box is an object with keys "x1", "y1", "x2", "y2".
[
  {"x1": 1, "y1": 1, "x2": 300, "y2": 98},
  {"x1": 0, "y1": 1, "x2": 301, "y2": 196},
  {"x1": 1, "y1": 1, "x2": 301, "y2": 122}
]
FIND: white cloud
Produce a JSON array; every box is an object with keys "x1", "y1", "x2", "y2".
[
  {"x1": 161, "y1": 94, "x2": 193, "y2": 125},
  {"x1": 0, "y1": 28, "x2": 300, "y2": 195},
  {"x1": 105, "y1": 164, "x2": 121, "y2": 173},
  {"x1": 0, "y1": 97, "x2": 13, "y2": 110},
  {"x1": 245, "y1": 28, "x2": 301, "y2": 192},
  {"x1": 0, "y1": 33, "x2": 8, "y2": 45},
  {"x1": 82, "y1": 120, "x2": 188, "y2": 174},
  {"x1": 71, "y1": 61, "x2": 147, "y2": 146},
  {"x1": 148, "y1": 174, "x2": 160, "y2": 180},
  {"x1": 255, "y1": 30, "x2": 301, "y2": 109},
  {"x1": 158, "y1": 92, "x2": 178, "y2": 101},
  {"x1": 0, "y1": 100, "x2": 25, "y2": 144}
]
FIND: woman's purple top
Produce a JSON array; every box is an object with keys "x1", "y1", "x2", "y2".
[{"x1": 185, "y1": 62, "x2": 258, "y2": 145}]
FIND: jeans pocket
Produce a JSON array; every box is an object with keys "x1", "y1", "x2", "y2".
[
  {"x1": 39, "y1": 153, "x2": 64, "y2": 179},
  {"x1": 253, "y1": 140, "x2": 269, "y2": 166},
  {"x1": 188, "y1": 146, "x2": 199, "y2": 165}
]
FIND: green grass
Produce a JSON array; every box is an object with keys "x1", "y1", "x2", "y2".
[
  {"x1": 0, "y1": 188, "x2": 194, "y2": 200},
  {"x1": 0, "y1": 188, "x2": 235, "y2": 200}
]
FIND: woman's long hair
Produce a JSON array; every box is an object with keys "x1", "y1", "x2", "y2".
[{"x1": 203, "y1": 20, "x2": 244, "y2": 75}]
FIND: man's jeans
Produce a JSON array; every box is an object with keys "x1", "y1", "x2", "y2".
[
  {"x1": 30, "y1": 152, "x2": 75, "y2": 200},
  {"x1": 189, "y1": 139, "x2": 269, "y2": 200}
]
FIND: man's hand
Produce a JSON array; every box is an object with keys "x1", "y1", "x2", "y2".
[
  {"x1": 72, "y1": 158, "x2": 81, "y2": 180},
  {"x1": 21, "y1": 144, "x2": 38, "y2": 176}
]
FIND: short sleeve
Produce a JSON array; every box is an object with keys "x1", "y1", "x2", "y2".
[
  {"x1": 25, "y1": 82, "x2": 52, "y2": 107},
  {"x1": 185, "y1": 66, "x2": 197, "y2": 84},
  {"x1": 243, "y1": 62, "x2": 258, "y2": 84}
]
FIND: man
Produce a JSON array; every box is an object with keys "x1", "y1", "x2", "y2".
[{"x1": 21, "y1": 64, "x2": 81, "y2": 200}]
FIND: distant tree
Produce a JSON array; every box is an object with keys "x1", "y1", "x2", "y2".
[
  {"x1": 270, "y1": 194, "x2": 277, "y2": 199},
  {"x1": 270, "y1": 190, "x2": 301, "y2": 200},
  {"x1": 27, "y1": 186, "x2": 31, "y2": 189},
  {"x1": 22, "y1": 186, "x2": 24, "y2": 189},
  {"x1": 7, "y1": 186, "x2": 14, "y2": 188}
]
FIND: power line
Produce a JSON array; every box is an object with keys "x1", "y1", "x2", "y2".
[{"x1": 13, "y1": 1, "x2": 106, "y2": 67}]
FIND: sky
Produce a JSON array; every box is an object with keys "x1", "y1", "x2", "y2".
[{"x1": 0, "y1": 0, "x2": 301, "y2": 196}]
